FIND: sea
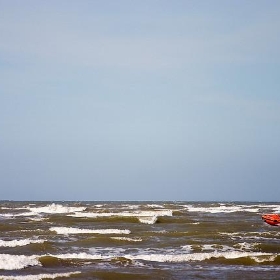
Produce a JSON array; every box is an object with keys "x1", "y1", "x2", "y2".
[{"x1": 0, "y1": 201, "x2": 280, "y2": 280}]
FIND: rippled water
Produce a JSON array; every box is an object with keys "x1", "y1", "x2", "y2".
[{"x1": 0, "y1": 201, "x2": 280, "y2": 279}]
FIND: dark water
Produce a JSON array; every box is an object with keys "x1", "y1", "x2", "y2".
[{"x1": 0, "y1": 201, "x2": 280, "y2": 279}]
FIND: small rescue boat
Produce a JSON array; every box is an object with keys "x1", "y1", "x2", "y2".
[{"x1": 262, "y1": 214, "x2": 280, "y2": 226}]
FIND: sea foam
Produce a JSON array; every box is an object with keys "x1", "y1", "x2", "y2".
[
  {"x1": 111, "y1": 237, "x2": 142, "y2": 242},
  {"x1": 69, "y1": 209, "x2": 172, "y2": 224},
  {"x1": 0, "y1": 254, "x2": 40, "y2": 270},
  {"x1": 0, "y1": 239, "x2": 45, "y2": 248},
  {"x1": 42, "y1": 251, "x2": 277, "y2": 264},
  {"x1": 28, "y1": 203, "x2": 86, "y2": 214},
  {"x1": 50, "y1": 227, "x2": 131, "y2": 235},
  {"x1": 0, "y1": 271, "x2": 81, "y2": 280},
  {"x1": 186, "y1": 205, "x2": 259, "y2": 213},
  {"x1": 127, "y1": 251, "x2": 276, "y2": 263}
]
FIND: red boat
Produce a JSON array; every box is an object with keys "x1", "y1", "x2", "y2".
[{"x1": 262, "y1": 214, "x2": 280, "y2": 226}]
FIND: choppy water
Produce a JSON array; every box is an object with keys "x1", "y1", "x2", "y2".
[{"x1": 0, "y1": 201, "x2": 280, "y2": 279}]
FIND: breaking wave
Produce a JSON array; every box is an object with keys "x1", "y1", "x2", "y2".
[
  {"x1": 110, "y1": 237, "x2": 142, "y2": 242},
  {"x1": 0, "y1": 254, "x2": 40, "y2": 270},
  {"x1": 185, "y1": 204, "x2": 260, "y2": 213},
  {"x1": 1, "y1": 201, "x2": 280, "y2": 278},
  {"x1": 69, "y1": 210, "x2": 172, "y2": 224},
  {"x1": 0, "y1": 239, "x2": 45, "y2": 248},
  {"x1": 28, "y1": 203, "x2": 86, "y2": 214},
  {"x1": 49, "y1": 227, "x2": 131, "y2": 235},
  {"x1": 0, "y1": 272, "x2": 81, "y2": 280}
]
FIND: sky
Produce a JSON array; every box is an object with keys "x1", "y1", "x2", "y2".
[{"x1": 0, "y1": 0, "x2": 280, "y2": 201}]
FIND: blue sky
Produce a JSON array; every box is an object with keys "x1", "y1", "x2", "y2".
[{"x1": 1, "y1": 0, "x2": 280, "y2": 201}]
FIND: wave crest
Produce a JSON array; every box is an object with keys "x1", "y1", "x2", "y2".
[
  {"x1": 50, "y1": 226, "x2": 131, "y2": 235},
  {"x1": 0, "y1": 254, "x2": 40, "y2": 270},
  {"x1": 0, "y1": 239, "x2": 45, "y2": 248}
]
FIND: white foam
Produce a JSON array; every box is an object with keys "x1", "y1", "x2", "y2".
[
  {"x1": 111, "y1": 237, "x2": 142, "y2": 242},
  {"x1": 0, "y1": 207, "x2": 26, "y2": 210},
  {"x1": 28, "y1": 216, "x2": 47, "y2": 221},
  {"x1": 138, "y1": 215, "x2": 158, "y2": 224},
  {"x1": 46, "y1": 251, "x2": 277, "y2": 264},
  {"x1": 220, "y1": 231, "x2": 280, "y2": 241},
  {"x1": 120, "y1": 204, "x2": 140, "y2": 210},
  {"x1": 201, "y1": 244, "x2": 217, "y2": 251},
  {"x1": 93, "y1": 204, "x2": 104, "y2": 208},
  {"x1": 19, "y1": 229, "x2": 45, "y2": 233},
  {"x1": 50, "y1": 227, "x2": 131, "y2": 235},
  {"x1": 271, "y1": 205, "x2": 280, "y2": 212},
  {"x1": 127, "y1": 251, "x2": 275, "y2": 263},
  {"x1": 0, "y1": 212, "x2": 37, "y2": 218},
  {"x1": 0, "y1": 254, "x2": 40, "y2": 270},
  {"x1": 200, "y1": 244, "x2": 237, "y2": 252},
  {"x1": 186, "y1": 205, "x2": 259, "y2": 213},
  {"x1": 0, "y1": 271, "x2": 81, "y2": 280},
  {"x1": 48, "y1": 253, "x2": 105, "y2": 260},
  {"x1": 0, "y1": 239, "x2": 45, "y2": 248},
  {"x1": 70, "y1": 209, "x2": 172, "y2": 217},
  {"x1": 234, "y1": 242, "x2": 259, "y2": 251},
  {"x1": 146, "y1": 204, "x2": 164, "y2": 208},
  {"x1": 180, "y1": 245, "x2": 193, "y2": 253},
  {"x1": 28, "y1": 203, "x2": 86, "y2": 214},
  {"x1": 69, "y1": 210, "x2": 172, "y2": 224}
]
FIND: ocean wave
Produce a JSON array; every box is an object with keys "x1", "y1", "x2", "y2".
[
  {"x1": 271, "y1": 205, "x2": 280, "y2": 212},
  {"x1": 1, "y1": 250, "x2": 277, "y2": 272},
  {"x1": 27, "y1": 216, "x2": 47, "y2": 221},
  {"x1": 185, "y1": 204, "x2": 262, "y2": 213},
  {"x1": 138, "y1": 215, "x2": 158, "y2": 224},
  {"x1": 39, "y1": 251, "x2": 279, "y2": 265},
  {"x1": 0, "y1": 207, "x2": 27, "y2": 210},
  {"x1": 0, "y1": 254, "x2": 40, "y2": 270},
  {"x1": 0, "y1": 239, "x2": 45, "y2": 248},
  {"x1": 146, "y1": 204, "x2": 165, "y2": 209},
  {"x1": 180, "y1": 243, "x2": 258, "y2": 254},
  {"x1": 0, "y1": 271, "x2": 81, "y2": 280},
  {"x1": 0, "y1": 212, "x2": 37, "y2": 218},
  {"x1": 28, "y1": 203, "x2": 86, "y2": 214},
  {"x1": 44, "y1": 253, "x2": 106, "y2": 260},
  {"x1": 70, "y1": 210, "x2": 172, "y2": 218},
  {"x1": 128, "y1": 251, "x2": 277, "y2": 263},
  {"x1": 1, "y1": 201, "x2": 280, "y2": 278},
  {"x1": 219, "y1": 231, "x2": 280, "y2": 241},
  {"x1": 110, "y1": 237, "x2": 142, "y2": 242},
  {"x1": 49, "y1": 227, "x2": 131, "y2": 235},
  {"x1": 69, "y1": 210, "x2": 172, "y2": 224}
]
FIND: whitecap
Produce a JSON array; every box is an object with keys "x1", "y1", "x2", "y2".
[
  {"x1": 28, "y1": 216, "x2": 47, "y2": 221},
  {"x1": 70, "y1": 209, "x2": 172, "y2": 218},
  {"x1": 186, "y1": 205, "x2": 259, "y2": 213},
  {"x1": 69, "y1": 210, "x2": 172, "y2": 225},
  {"x1": 45, "y1": 251, "x2": 277, "y2": 264},
  {"x1": 111, "y1": 237, "x2": 142, "y2": 242},
  {"x1": 126, "y1": 251, "x2": 276, "y2": 263},
  {"x1": 0, "y1": 254, "x2": 40, "y2": 270},
  {"x1": 0, "y1": 239, "x2": 45, "y2": 248},
  {"x1": 146, "y1": 204, "x2": 164, "y2": 209},
  {"x1": 0, "y1": 271, "x2": 81, "y2": 280},
  {"x1": 28, "y1": 203, "x2": 86, "y2": 214},
  {"x1": 138, "y1": 215, "x2": 158, "y2": 224},
  {"x1": 0, "y1": 212, "x2": 37, "y2": 218},
  {"x1": 50, "y1": 226, "x2": 131, "y2": 235},
  {"x1": 48, "y1": 252, "x2": 106, "y2": 260},
  {"x1": 180, "y1": 245, "x2": 193, "y2": 253}
]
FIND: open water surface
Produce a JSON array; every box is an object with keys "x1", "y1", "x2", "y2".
[{"x1": 0, "y1": 201, "x2": 280, "y2": 279}]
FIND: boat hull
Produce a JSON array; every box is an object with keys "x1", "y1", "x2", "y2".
[{"x1": 262, "y1": 214, "x2": 280, "y2": 226}]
